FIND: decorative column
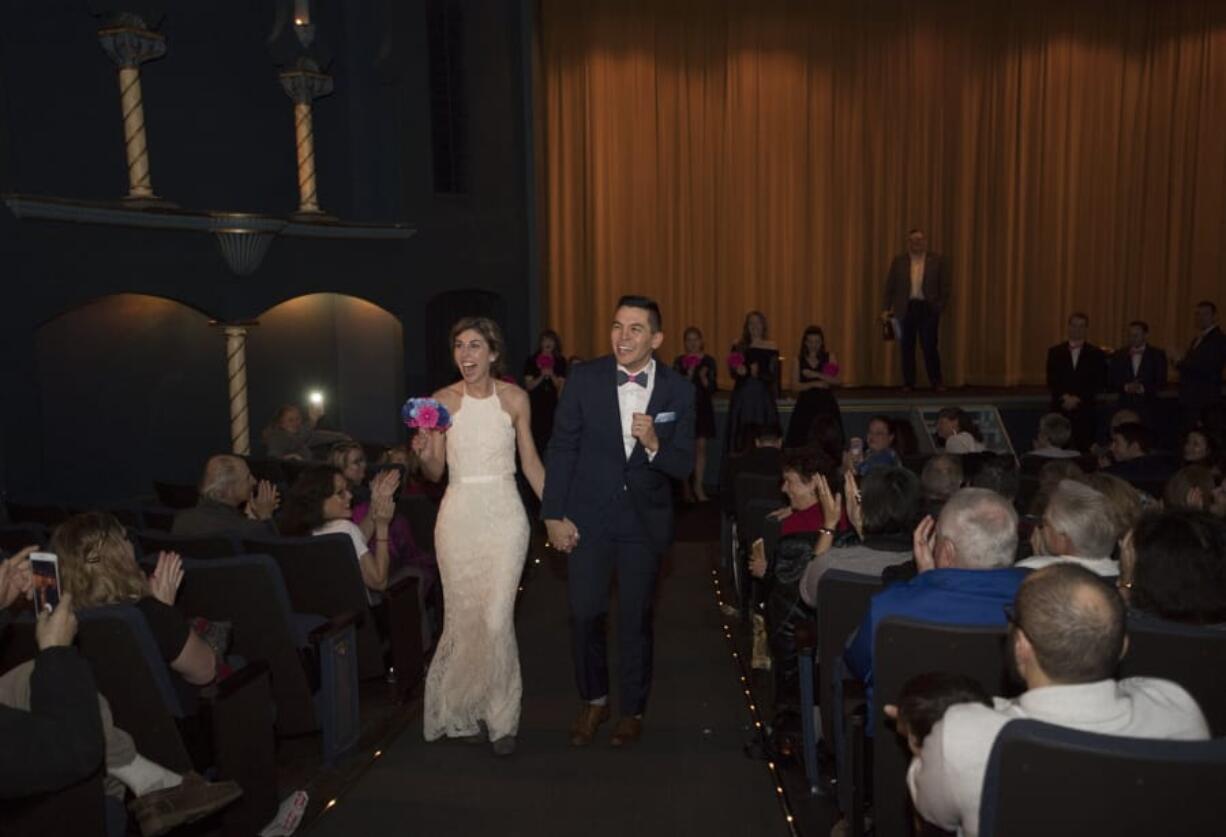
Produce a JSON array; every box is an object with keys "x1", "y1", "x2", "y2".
[
  {"x1": 97, "y1": 15, "x2": 166, "y2": 203},
  {"x1": 279, "y1": 60, "x2": 333, "y2": 217},
  {"x1": 215, "y1": 324, "x2": 254, "y2": 455}
]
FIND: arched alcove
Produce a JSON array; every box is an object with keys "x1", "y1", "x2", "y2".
[
  {"x1": 35, "y1": 293, "x2": 228, "y2": 503},
  {"x1": 248, "y1": 293, "x2": 405, "y2": 452}
]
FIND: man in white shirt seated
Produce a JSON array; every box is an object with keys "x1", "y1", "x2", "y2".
[
  {"x1": 1020, "y1": 413, "x2": 1081, "y2": 475},
  {"x1": 1019, "y1": 479, "x2": 1120, "y2": 577},
  {"x1": 904, "y1": 563, "x2": 1209, "y2": 837}
]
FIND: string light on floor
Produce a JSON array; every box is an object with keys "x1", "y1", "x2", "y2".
[{"x1": 710, "y1": 568, "x2": 800, "y2": 836}]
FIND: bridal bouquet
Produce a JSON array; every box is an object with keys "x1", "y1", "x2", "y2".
[
  {"x1": 401, "y1": 397, "x2": 452, "y2": 431},
  {"x1": 727, "y1": 350, "x2": 746, "y2": 370},
  {"x1": 681, "y1": 353, "x2": 702, "y2": 371}
]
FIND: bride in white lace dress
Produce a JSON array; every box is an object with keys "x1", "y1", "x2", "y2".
[{"x1": 418, "y1": 317, "x2": 545, "y2": 755}]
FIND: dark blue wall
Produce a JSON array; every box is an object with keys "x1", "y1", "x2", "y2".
[{"x1": 0, "y1": 0, "x2": 536, "y2": 503}]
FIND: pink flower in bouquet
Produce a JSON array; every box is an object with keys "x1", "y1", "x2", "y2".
[
  {"x1": 681, "y1": 353, "x2": 702, "y2": 371},
  {"x1": 415, "y1": 404, "x2": 439, "y2": 427},
  {"x1": 727, "y1": 351, "x2": 746, "y2": 369},
  {"x1": 536, "y1": 352, "x2": 555, "y2": 371},
  {"x1": 821, "y1": 361, "x2": 840, "y2": 377}
]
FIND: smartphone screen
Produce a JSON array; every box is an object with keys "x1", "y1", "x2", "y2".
[{"x1": 30, "y1": 552, "x2": 61, "y2": 612}]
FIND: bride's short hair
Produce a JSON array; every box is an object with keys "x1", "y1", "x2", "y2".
[{"x1": 450, "y1": 316, "x2": 506, "y2": 377}]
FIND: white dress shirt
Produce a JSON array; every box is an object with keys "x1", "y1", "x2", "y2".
[
  {"x1": 1015, "y1": 554, "x2": 1119, "y2": 578},
  {"x1": 907, "y1": 678, "x2": 1209, "y2": 837},
  {"x1": 617, "y1": 359, "x2": 656, "y2": 460},
  {"x1": 909, "y1": 255, "x2": 925, "y2": 300}
]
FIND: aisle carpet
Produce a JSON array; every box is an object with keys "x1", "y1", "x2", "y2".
[{"x1": 306, "y1": 525, "x2": 785, "y2": 837}]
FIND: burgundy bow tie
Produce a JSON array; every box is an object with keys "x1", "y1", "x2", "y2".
[{"x1": 617, "y1": 369, "x2": 648, "y2": 387}]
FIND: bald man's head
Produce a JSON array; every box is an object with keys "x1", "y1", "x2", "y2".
[
  {"x1": 200, "y1": 455, "x2": 253, "y2": 506},
  {"x1": 1014, "y1": 563, "x2": 1126, "y2": 684}
]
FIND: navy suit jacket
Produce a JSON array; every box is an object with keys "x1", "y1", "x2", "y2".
[
  {"x1": 541, "y1": 355, "x2": 696, "y2": 554},
  {"x1": 1107, "y1": 345, "x2": 1167, "y2": 406}
]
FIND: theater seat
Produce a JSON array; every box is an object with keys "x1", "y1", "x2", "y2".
[
  {"x1": 978, "y1": 719, "x2": 1226, "y2": 837},
  {"x1": 1120, "y1": 614, "x2": 1226, "y2": 736},
  {"x1": 136, "y1": 530, "x2": 240, "y2": 561}
]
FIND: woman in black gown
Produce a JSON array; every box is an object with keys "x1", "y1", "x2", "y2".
[
  {"x1": 784, "y1": 325, "x2": 844, "y2": 449},
  {"x1": 522, "y1": 329, "x2": 568, "y2": 454},
  {"x1": 673, "y1": 326, "x2": 718, "y2": 502},
  {"x1": 725, "y1": 310, "x2": 781, "y2": 454}
]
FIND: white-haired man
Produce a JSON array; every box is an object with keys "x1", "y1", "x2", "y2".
[
  {"x1": 171, "y1": 455, "x2": 279, "y2": 537},
  {"x1": 844, "y1": 488, "x2": 1029, "y2": 729},
  {"x1": 1019, "y1": 479, "x2": 1119, "y2": 577}
]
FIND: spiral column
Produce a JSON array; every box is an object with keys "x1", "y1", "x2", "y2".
[
  {"x1": 223, "y1": 326, "x2": 252, "y2": 455},
  {"x1": 279, "y1": 62, "x2": 333, "y2": 216},
  {"x1": 97, "y1": 16, "x2": 166, "y2": 202}
]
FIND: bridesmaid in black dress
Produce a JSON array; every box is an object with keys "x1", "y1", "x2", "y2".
[
  {"x1": 725, "y1": 310, "x2": 781, "y2": 454},
  {"x1": 522, "y1": 329, "x2": 568, "y2": 454},
  {"x1": 785, "y1": 325, "x2": 845, "y2": 449},
  {"x1": 673, "y1": 326, "x2": 718, "y2": 502}
]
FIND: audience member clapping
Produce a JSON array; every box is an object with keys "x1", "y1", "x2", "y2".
[
  {"x1": 1020, "y1": 480, "x2": 1120, "y2": 577},
  {"x1": 1119, "y1": 509, "x2": 1226, "y2": 627},
  {"x1": 800, "y1": 467, "x2": 920, "y2": 604},
  {"x1": 279, "y1": 466, "x2": 395, "y2": 595},
  {"x1": 171, "y1": 454, "x2": 278, "y2": 537},
  {"x1": 56, "y1": 512, "x2": 219, "y2": 689},
  {"x1": 904, "y1": 564, "x2": 1209, "y2": 837}
]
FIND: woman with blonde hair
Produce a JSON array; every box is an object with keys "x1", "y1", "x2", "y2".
[{"x1": 55, "y1": 512, "x2": 217, "y2": 688}]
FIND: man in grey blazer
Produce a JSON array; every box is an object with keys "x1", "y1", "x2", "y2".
[{"x1": 883, "y1": 228, "x2": 950, "y2": 392}]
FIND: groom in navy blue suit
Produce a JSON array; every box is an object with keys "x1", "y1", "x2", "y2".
[{"x1": 543, "y1": 295, "x2": 696, "y2": 748}]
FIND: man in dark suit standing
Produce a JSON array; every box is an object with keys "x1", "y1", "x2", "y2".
[
  {"x1": 543, "y1": 295, "x2": 695, "y2": 749},
  {"x1": 1107, "y1": 320, "x2": 1167, "y2": 427},
  {"x1": 1046, "y1": 312, "x2": 1107, "y2": 453},
  {"x1": 883, "y1": 228, "x2": 949, "y2": 392},
  {"x1": 1173, "y1": 300, "x2": 1226, "y2": 429}
]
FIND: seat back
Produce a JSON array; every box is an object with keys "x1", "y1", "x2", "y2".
[
  {"x1": 245, "y1": 456, "x2": 288, "y2": 487},
  {"x1": 153, "y1": 481, "x2": 200, "y2": 510},
  {"x1": 74, "y1": 606, "x2": 193, "y2": 772},
  {"x1": 174, "y1": 555, "x2": 320, "y2": 737},
  {"x1": 815, "y1": 569, "x2": 883, "y2": 744},
  {"x1": 873, "y1": 617, "x2": 1013, "y2": 837},
  {"x1": 242, "y1": 534, "x2": 385, "y2": 679},
  {"x1": 734, "y1": 472, "x2": 785, "y2": 547},
  {"x1": 1119, "y1": 615, "x2": 1226, "y2": 736},
  {"x1": 0, "y1": 523, "x2": 49, "y2": 555},
  {"x1": 5, "y1": 501, "x2": 68, "y2": 528},
  {"x1": 137, "y1": 530, "x2": 240, "y2": 561},
  {"x1": 979, "y1": 719, "x2": 1226, "y2": 837}
]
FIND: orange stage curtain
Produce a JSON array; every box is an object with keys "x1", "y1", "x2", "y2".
[{"x1": 536, "y1": 0, "x2": 1226, "y2": 387}]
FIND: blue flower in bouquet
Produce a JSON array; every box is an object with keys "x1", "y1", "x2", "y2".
[{"x1": 401, "y1": 397, "x2": 452, "y2": 430}]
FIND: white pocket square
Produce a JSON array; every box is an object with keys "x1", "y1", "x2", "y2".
[{"x1": 655, "y1": 411, "x2": 677, "y2": 423}]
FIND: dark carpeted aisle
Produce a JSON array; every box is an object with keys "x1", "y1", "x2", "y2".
[{"x1": 306, "y1": 519, "x2": 785, "y2": 837}]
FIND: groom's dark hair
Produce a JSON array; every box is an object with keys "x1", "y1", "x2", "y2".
[{"x1": 616, "y1": 295, "x2": 662, "y2": 333}]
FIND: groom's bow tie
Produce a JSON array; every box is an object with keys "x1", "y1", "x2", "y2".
[{"x1": 617, "y1": 369, "x2": 649, "y2": 387}]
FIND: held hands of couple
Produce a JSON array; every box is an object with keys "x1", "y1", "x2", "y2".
[{"x1": 545, "y1": 518, "x2": 580, "y2": 554}]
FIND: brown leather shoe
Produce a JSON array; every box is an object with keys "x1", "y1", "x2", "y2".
[
  {"x1": 609, "y1": 716, "x2": 642, "y2": 748},
  {"x1": 570, "y1": 704, "x2": 610, "y2": 747}
]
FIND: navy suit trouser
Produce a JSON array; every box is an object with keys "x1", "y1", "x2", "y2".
[{"x1": 568, "y1": 490, "x2": 661, "y2": 716}]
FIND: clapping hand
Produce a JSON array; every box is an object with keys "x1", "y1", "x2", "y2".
[
  {"x1": 843, "y1": 469, "x2": 864, "y2": 539},
  {"x1": 815, "y1": 473, "x2": 842, "y2": 530},
  {"x1": 247, "y1": 479, "x2": 280, "y2": 520},
  {"x1": 150, "y1": 552, "x2": 184, "y2": 606},
  {"x1": 0, "y1": 546, "x2": 35, "y2": 610},
  {"x1": 545, "y1": 518, "x2": 580, "y2": 554},
  {"x1": 371, "y1": 468, "x2": 401, "y2": 501},
  {"x1": 912, "y1": 515, "x2": 937, "y2": 573}
]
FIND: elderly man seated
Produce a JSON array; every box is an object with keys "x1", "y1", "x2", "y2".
[
  {"x1": 902, "y1": 564, "x2": 1208, "y2": 837},
  {"x1": 1019, "y1": 479, "x2": 1119, "y2": 577},
  {"x1": 171, "y1": 455, "x2": 279, "y2": 538}
]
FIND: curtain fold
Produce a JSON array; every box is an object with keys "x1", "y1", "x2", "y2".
[{"x1": 537, "y1": 0, "x2": 1226, "y2": 386}]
